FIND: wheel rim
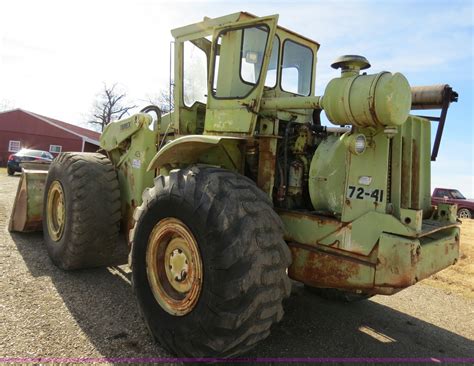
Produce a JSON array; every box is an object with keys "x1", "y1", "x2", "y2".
[
  {"x1": 46, "y1": 180, "x2": 66, "y2": 241},
  {"x1": 458, "y1": 209, "x2": 471, "y2": 219},
  {"x1": 146, "y1": 218, "x2": 203, "y2": 316}
]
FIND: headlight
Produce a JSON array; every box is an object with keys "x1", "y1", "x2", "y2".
[
  {"x1": 348, "y1": 134, "x2": 367, "y2": 155},
  {"x1": 354, "y1": 135, "x2": 366, "y2": 153}
]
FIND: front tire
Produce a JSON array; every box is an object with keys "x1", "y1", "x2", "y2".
[
  {"x1": 131, "y1": 166, "x2": 291, "y2": 357},
  {"x1": 7, "y1": 166, "x2": 14, "y2": 175},
  {"x1": 43, "y1": 152, "x2": 122, "y2": 270}
]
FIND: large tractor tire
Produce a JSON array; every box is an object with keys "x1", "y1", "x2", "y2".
[
  {"x1": 43, "y1": 152, "x2": 122, "y2": 270},
  {"x1": 131, "y1": 166, "x2": 292, "y2": 357},
  {"x1": 304, "y1": 286, "x2": 372, "y2": 302}
]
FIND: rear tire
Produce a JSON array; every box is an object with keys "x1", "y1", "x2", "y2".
[
  {"x1": 305, "y1": 286, "x2": 372, "y2": 302},
  {"x1": 131, "y1": 166, "x2": 291, "y2": 357},
  {"x1": 43, "y1": 152, "x2": 122, "y2": 270},
  {"x1": 7, "y1": 166, "x2": 14, "y2": 176},
  {"x1": 457, "y1": 208, "x2": 472, "y2": 219}
]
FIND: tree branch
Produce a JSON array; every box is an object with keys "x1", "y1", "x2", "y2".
[{"x1": 88, "y1": 83, "x2": 136, "y2": 131}]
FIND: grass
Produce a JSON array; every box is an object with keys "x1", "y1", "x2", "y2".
[
  {"x1": 420, "y1": 218, "x2": 473, "y2": 299},
  {"x1": 0, "y1": 167, "x2": 6, "y2": 174}
]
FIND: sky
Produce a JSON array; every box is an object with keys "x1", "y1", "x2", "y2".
[{"x1": 0, "y1": 0, "x2": 473, "y2": 196}]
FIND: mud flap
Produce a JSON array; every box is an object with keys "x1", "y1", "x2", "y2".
[{"x1": 9, "y1": 169, "x2": 48, "y2": 232}]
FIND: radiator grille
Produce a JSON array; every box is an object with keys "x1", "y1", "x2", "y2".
[{"x1": 390, "y1": 116, "x2": 431, "y2": 219}]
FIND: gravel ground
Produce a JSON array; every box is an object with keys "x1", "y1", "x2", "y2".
[{"x1": 1, "y1": 171, "x2": 473, "y2": 362}]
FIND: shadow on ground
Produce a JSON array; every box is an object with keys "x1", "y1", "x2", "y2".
[{"x1": 11, "y1": 231, "x2": 474, "y2": 361}]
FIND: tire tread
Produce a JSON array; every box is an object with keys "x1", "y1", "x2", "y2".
[
  {"x1": 131, "y1": 166, "x2": 291, "y2": 357},
  {"x1": 43, "y1": 152, "x2": 123, "y2": 270}
]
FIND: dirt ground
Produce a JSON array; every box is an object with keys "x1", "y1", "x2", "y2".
[
  {"x1": 422, "y1": 218, "x2": 474, "y2": 299},
  {"x1": 1, "y1": 168, "x2": 473, "y2": 361}
]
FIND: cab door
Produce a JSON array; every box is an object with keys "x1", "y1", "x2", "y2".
[{"x1": 204, "y1": 15, "x2": 278, "y2": 136}]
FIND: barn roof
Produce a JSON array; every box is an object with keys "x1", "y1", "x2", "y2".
[{"x1": 0, "y1": 109, "x2": 100, "y2": 145}]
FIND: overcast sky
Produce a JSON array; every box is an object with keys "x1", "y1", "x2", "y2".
[{"x1": 0, "y1": 0, "x2": 473, "y2": 196}]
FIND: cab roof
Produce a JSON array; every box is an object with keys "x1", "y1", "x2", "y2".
[{"x1": 171, "y1": 11, "x2": 320, "y2": 48}]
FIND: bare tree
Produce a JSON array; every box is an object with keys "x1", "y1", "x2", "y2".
[
  {"x1": 0, "y1": 99, "x2": 15, "y2": 112},
  {"x1": 146, "y1": 86, "x2": 174, "y2": 114},
  {"x1": 89, "y1": 83, "x2": 137, "y2": 131}
]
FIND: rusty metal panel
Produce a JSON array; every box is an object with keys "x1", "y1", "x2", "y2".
[
  {"x1": 288, "y1": 243, "x2": 376, "y2": 290},
  {"x1": 283, "y1": 206, "x2": 459, "y2": 294},
  {"x1": 257, "y1": 136, "x2": 278, "y2": 196},
  {"x1": 415, "y1": 227, "x2": 459, "y2": 280},
  {"x1": 278, "y1": 209, "x2": 342, "y2": 246},
  {"x1": 399, "y1": 208, "x2": 423, "y2": 231},
  {"x1": 375, "y1": 228, "x2": 459, "y2": 291}
]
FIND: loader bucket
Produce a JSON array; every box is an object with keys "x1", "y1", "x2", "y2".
[
  {"x1": 9, "y1": 169, "x2": 48, "y2": 232},
  {"x1": 19, "y1": 161, "x2": 51, "y2": 171}
]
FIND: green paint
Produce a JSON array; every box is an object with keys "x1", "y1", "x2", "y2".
[
  {"x1": 322, "y1": 67, "x2": 412, "y2": 128},
  {"x1": 100, "y1": 113, "x2": 158, "y2": 232},
  {"x1": 9, "y1": 12, "x2": 459, "y2": 298},
  {"x1": 12, "y1": 12, "x2": 456, "y2": 297}
]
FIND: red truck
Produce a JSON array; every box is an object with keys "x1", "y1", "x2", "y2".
[{"x1": 432, "y1": 188, "x2": 474, "y2": 219}]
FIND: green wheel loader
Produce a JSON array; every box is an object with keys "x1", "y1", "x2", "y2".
[{"x1": 9, "y1": 12, "x2": 460, "y2": 357}]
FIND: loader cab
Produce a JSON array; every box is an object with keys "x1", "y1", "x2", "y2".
[{"x1": 171, "y1": 12, "x2": 319, "y2": 137}]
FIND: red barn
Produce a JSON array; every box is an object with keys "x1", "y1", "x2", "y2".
[{"x1": 0, "y1": 109, "x2": 101, "y2": 166}]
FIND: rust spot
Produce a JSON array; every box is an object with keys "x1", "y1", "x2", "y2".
[
  {"x1": 379, "y1": 248, "x2": 417, "y2": 288},
  {"x1": 276, "y1": 208, "x2": 341, "y2": 226},
  {"x1": 125, "y1": 200, "x2": 138, "y2": 244},
  {"x1": 288, "y1": 243, "x2": 373, "y2": 290},
  {"x1": 257, "y1": 137, "x2": 276, "y2": 196},
  {"x1": 410, "y1": 246, "x2": 418, "y2": 266},
  {"x1": 380, "y1": 275, "x2": 414, "y2": 288},
  {"x1": 368, "y1": 95, "x2": 379, "y2": 126}
]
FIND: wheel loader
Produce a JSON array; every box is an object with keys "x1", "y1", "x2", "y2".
[{"x1": 9, "y1": 12, "x2": 460, "y2": 357}]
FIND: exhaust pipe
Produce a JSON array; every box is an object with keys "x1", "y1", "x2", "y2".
[
  {"x1": 409, "y1": 84, "x2": 458, "y2": 161},
  {"x1": 411, "y1": 84, "x2": 458, "y2": 110}
]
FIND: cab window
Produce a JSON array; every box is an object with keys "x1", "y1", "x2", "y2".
[
  {"x1": 183, "y1": 41, "x2": 208, "y2": 107},
  {"x1": 212, "y1": 25, "x2": 269, "y2": 99},
  {"x1": 281, "y1": 40, "x2": 313, "y2": 96}
]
